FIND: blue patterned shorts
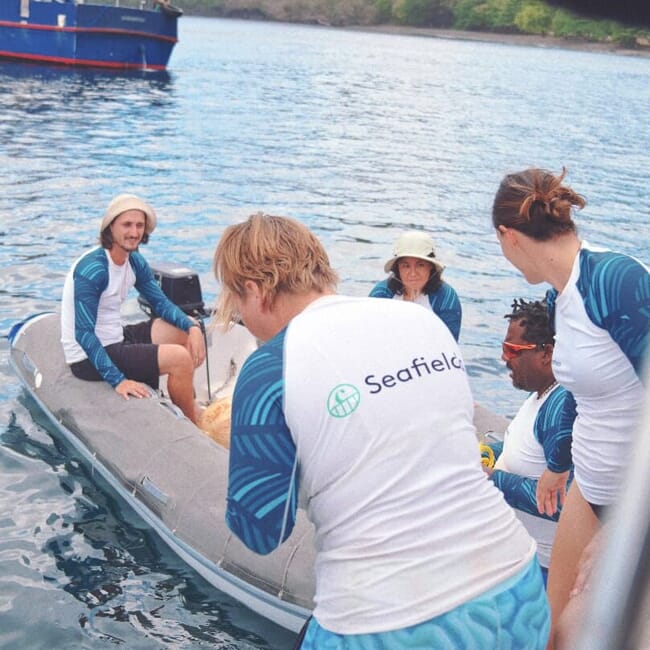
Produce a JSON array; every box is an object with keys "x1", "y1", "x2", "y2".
[{"x1": 299, "y1": 559, "x2": 550, "y2": 649}]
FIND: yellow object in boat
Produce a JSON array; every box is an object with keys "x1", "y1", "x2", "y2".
[{"x1": 479, "y1": 443, "x2": 495, "y2": 469}]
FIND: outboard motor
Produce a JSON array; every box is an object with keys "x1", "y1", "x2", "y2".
[{"x1": 138, "y1": 262, "x2": 208, "y2": 318}]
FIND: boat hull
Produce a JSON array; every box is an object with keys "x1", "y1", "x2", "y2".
[{"x1": 0, "y1": 2, "x2": 179, "y2": 70}]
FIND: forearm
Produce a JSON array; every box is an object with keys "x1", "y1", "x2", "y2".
[
  {"x1": 226, "y1": 427, "x2": 298, "y2": 554},
  {"x1": 73, "y1": 272, "x2": 124, "y2": 386},
  {"x1": 77, "y1": 328, "x2": 125, "y2": 386},
  {"x1": 491, "y1": 470, "x2": 560, "y2": 521},
  {"x1": 226, "y1": 341, "x2": 298, "y2": 554}
]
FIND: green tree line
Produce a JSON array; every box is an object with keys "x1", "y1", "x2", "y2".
[{"x1": 147, "y1": 0, "x2": 649, "y2": 46}]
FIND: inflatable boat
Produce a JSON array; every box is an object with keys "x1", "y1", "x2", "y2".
[
  {"x1": 8, "y1": 285, "x2": 509, "y2": 633},
  {"x1": 9, "y1": 310, "x2": 318, "y2": 632}
]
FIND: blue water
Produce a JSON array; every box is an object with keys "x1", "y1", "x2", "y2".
[{"x1": 0, "y1": 16, "x2": 648, "y2": 648}]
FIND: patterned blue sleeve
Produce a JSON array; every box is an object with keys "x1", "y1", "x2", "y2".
[
  {"x1": 491, "y1": 389, "x2": 575, "y2": 521},
  {"x1": 545, "y1": 288, "x2": 557, "y2": 328},
  {"x1": 226, "y1": 330, "x2": 299, "y2": 555},
  {"x1": 579, "y1": 250, "x2": 650, "y2": 378},
  {"x1": 429, "y1": 282, "x2": 462, "y2": 342},
  {"x1": 369, "y1": 279, "x2": 393, "y2": 299},
  {"x1": 534, "y1": 387, "x2": 576, "y2": 473},
  {"x1": 491, "y1": 471, "x2": 565, "y2": 522},
  {"x1": 486, "y1": 440, "x2": 504, "y2": 459},
  {"x1": 130, "y1": 253, "x2": 194, "y2": 331},
  {"x1": 73, "y1": 249, "x2": 125, "y2": 388}
]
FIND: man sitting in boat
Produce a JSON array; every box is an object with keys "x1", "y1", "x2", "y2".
[
  {"x1": 213, "y1": 212, "x2": 551, "y2": 649},
  {"x1": 483, "y1": 297, "x2": 576, "y2": 585},
  {"x1": 60, "y1": 194, "x2": 205, "y2": 424}
]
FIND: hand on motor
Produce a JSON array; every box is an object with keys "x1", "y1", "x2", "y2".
[
  {"x1": 535, "y1": 469, "x2": 570, "y2": 516},
  {"x1": 115, "y1": 379, "x2": 151, "y2": 400}
]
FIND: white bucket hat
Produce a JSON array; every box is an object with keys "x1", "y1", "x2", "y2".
[
  {"x1": 383, "y1": 231, "x2": 444, "y2": 274},
  {"x1": 100, "y1": 194, "x2": 157, "y2": 235}
]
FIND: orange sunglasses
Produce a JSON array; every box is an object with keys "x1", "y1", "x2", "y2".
[{"x1": 502, "y1": 341, "x2": 539, "y2": 361}]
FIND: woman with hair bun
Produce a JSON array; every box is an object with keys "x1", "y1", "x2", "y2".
[{"x1": 492, "y1": 167, "x2": 649, "y2": 648}]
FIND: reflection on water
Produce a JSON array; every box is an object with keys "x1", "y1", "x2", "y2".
[
  {"x1": 1, "y1": 395, "x2": 295, "y2": 649},
  {"x1": 0, "y1": 15, "x2": 649, "y2": 649},
  {"x1": 0, "y1": 63, "x2": 174, "y2": 145}
]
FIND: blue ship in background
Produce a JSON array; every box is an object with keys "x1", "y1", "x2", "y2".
[{"x1": 0, "y1": 0, "x2": 182, "y2": 70}]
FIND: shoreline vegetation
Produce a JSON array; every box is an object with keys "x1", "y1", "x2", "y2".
[
  {"x1": 344, "y1": 24, "x2": 650, "y2": 57},
  {"x1": 161, "y1": 0, "x2": 650, "y2": 57}
]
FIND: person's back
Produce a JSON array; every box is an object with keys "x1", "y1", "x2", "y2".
[
  {"x1": 216, "y1": 212, "x2": 550, "y2": 648},
  {"x1": 281, "y1": 294, "x2": 534, "y2": 631}
]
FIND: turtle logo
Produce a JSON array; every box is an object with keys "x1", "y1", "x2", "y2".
[{"x1": 327, "y1": 384, "x2": 361, "y2": 418}]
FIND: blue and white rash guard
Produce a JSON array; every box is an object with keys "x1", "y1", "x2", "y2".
[
  {"x1": 491, "y1": 384, "x2": 576, "y2": 567},
  {"x1": 547, "y1": 242, "x2": 650, "y2": 506},
  {"x1": 61, "y1": 246, "x2": 194, "y2": 387},
  {"x1": 227, "y1": 294, "x2": 535, "y2": 635},
  {"x1": 369, "y1": 279, "x2": 462, "y2": 341}
]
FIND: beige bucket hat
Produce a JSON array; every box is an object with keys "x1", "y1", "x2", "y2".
[
  {"x1": 100, "y1": 194, "x2": 157, "y2": 235},
  {"x1": 383, "y1": 231, "x2": 445, "y2": 274}
]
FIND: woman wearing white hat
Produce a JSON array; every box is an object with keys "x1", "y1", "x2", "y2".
[{"x1": 370, "y1": 231, "x2": 462, "y2": 341}]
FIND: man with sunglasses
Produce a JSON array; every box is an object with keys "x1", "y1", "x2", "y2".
[{"x1": 484, "y1": 298, "x2": 576, "y2": 583}]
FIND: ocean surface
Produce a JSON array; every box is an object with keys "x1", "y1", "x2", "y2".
[{"x1": 1, "y1": 15, "x2": 649, "y2": 649}]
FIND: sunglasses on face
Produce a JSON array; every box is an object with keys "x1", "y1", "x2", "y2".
[{"x1": 502, "y1": 341, "x2": 540, "y2": 361}]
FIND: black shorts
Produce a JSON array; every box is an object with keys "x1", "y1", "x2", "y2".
[{"x1": 70, "y1": 320, "x2": 160, "y2": 389}]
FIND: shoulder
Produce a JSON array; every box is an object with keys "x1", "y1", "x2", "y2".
[
  {"x1": 234, "y1": 332, "x2": 287, "y2": 423},
  {"x1": 260, "y1": 328, "x2": 286, "y2": 359},
  {"x1": 431, "y1": 281, "x2": 459, "y2": 299},
  {"x1": 73, "y1": 247, "x2": 108, "y2": 278},
  {"x1": 369, "y1": 279, "x2": 393, "y2": 298},
  {"x1": 579, "y1": 246, "x2": 646, "y2": 279},
  {"x1": 128, "y1": 251, "x2": 151, "y2": 274},
  {"x1": 239, "y1": 330, "x2": 286, "y2": 381},
  {"x1": 577, "y1": 246, "x2": 650, "y2": 324},
  {"x1": 537, "y1": 386, "x2": 577, "y2": 429},
  {"x1": 578, "y1": 247, "x2": 648, "y2": 297},
  {"x1": 541, "y1": 385, "x2": 574, "y2": 414},
  {"x1": 427, "y1": 281, "x2": 461, "y2": 307}
]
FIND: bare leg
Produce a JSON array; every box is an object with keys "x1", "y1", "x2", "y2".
[
  {"x1": 546, "y1": 481, "x2": 600, "y2": 649},
  {"x1": 151, "y1": 319, "x2": 199, "y2": 424},
  {"x1": 151, "y1": 318, "x2": 190, "y2": 346},
  {"x1": 156, "y1": 343, "x2": 199, "y2": 423},
  {"x1": 555, "y1": 589, "x2": 589, "y2": 649}
]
